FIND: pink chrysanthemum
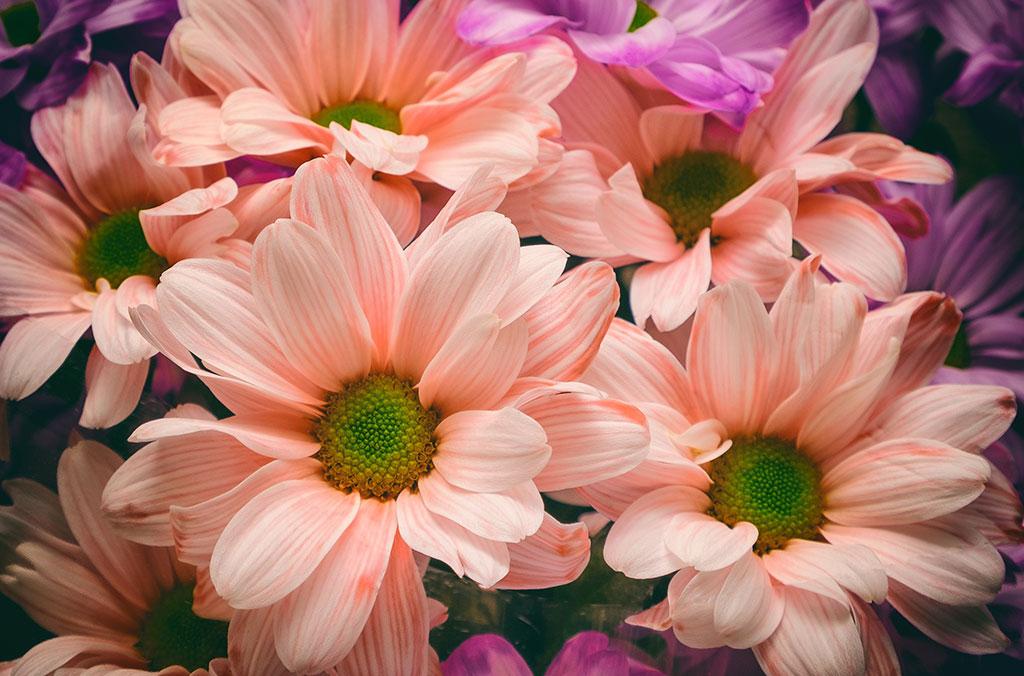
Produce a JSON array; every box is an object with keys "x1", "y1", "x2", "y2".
[
  {"x1": 579, "y1": 258, "x2": 1021, "y2": 675},
  {"x1": 514, "y1": 0, "x2": 950, "y2": 331},
  {"x1": 0, "y1": 440, "x2": 230, "y2": 675},
  {"x1": 0, "y1": 63, "x2": 249, "y2": 429},
  {"x1": 152, "y1": 0, "x2": 575, "y2": 244},
  {"x1": 100, "y1": 155, "x2": 649, "y2": 674}
]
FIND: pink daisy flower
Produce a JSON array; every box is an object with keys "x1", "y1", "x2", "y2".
[
  {"x1": 0, "y1": 439, "x2": 230, "y2": 674},
  {"x1": 0, "y1": 62, "x2": 249, "y2": 429},
  {"x1": 153, "y1": 0, "x2": 575, "y2": 244},
  {"x1": 517, "y1": 0, "x2": 950, "y2": 331},
  {"x1": 100, "y1": 156, "x2": 649, "y2": 674},
  {"x1": 579, "y1": 257, "x2": 1021, "y2": 674}
]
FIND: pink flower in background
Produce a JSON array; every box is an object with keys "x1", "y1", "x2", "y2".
[
  {"x1": 458, "y1": 0, "x2": 809, "y2": 117},
  {"x1": 153, "y1": 0, "x2": 575, "y2": 244},
  {"x1": 100, "y1": 156, "x2": 649, "y2": 673},
  {"x1": 514, "y1": 0, "x2": 949, "y2": 332},
  {"x1": 578, "y1": 257, "x2": 1019, "y2": 674},
  {"x1": 0, "y1": 63, "x2": 236, "y2": 429},
  {"x1": 0, "y1": 440, "x2": 230, "y2": 674}
]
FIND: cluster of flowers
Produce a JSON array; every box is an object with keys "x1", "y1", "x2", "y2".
[{"x1": 0, "y1": 0, "x2": 1021, "y2": 674}]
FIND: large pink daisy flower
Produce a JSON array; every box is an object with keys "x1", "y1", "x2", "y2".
[
  {"x1": 0, "y1": 63, "x2": 244, "y2": 429},
  {"x1": 516, "y1": 0, "x2": 950, "y2": 331},
  {"x1": 580, "y1": 258, "x2": 1021, "y2": 674},
  {"x1": 101, "y1": 155, "x2": 649, "y2": 674},
  {"x1": 153, "y1": 0, "x2": 575, "y2": 243},
  {"x1": 0, "y1": 439, "x2": 230, "y2": 675}
]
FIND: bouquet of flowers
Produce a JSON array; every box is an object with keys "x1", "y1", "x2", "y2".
[{"x1": 1, "y1": 0, "x2": 1022, "y2": 674}]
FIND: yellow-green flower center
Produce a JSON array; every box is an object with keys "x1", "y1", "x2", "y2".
[
  {"x1": 76, "y1": 209, "x2": 167, "y2": 288},
  {"x1": 944, "y1": 322, "x2": 971, "y2": 369},
  {"x1": 312, "y1": 100, "x2": 402, "y2": 134},
  {"x1": 707, "y1": 437, "x2": 824, "y2": 555},
  {"x1": 314, "y1": 373, "x2": 439, "y2": 500},
  {"x1": 135, "y1": 583, "x2": 228, "y2": 672},
  {"x1": 628, "y1": 1, "x2": 658, "y2": 32},
  {"x1": 642, "y1": 151, "x2": 757, "y2": 247},
  {"x1": 1, "y1": 2, "x2": 40, "y2": 47}
]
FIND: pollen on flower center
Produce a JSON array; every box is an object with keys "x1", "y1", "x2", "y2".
[
  {"x1": 707, "y1": 437, "x2": 824, "y2": 554},
  {"x1": 628, "y1": 1, "x2": 658, "y2": 32},
  {"x1": 134, "y1": 583, "x2": 228, "y2": 671},
  {"x1": 642, "y1": 151, "x2": 757, "y2": 247},
  {"x1": 314, "y1": 373, "x2": 439, "y2": 501},
  {"x1": 312, "y1": 99, "x2": 403, "y2": 134},
  {"x1": 76, "y1": 208, "x2": 167, "y2": 289},
  {"x1": 1, "y1": 1, "x2": 40, "y2": 47}
]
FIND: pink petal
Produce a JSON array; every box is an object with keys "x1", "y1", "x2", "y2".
[
  {"x1": 130, "y1": 412, "x2": 319, "y2": 460},
  {"x1": 711, "y1": 554, "x2": 784, "y2": 648},
  {"x1": 822, "y1": 521, "x2": 1004, "y2": 606},
  {"x1": 762, "y1": 540, "x2": 887, "y2": 605},
  {"x1": 417, "y1": 472, "x2": 544, "y2": 544},
  {"x1": 273, "y1": 500, "x2": 396, "y2": 673},
  {"x1": 793, "y1": 193, "x2": 906, "y2": 302},
  {"x1": 395, "y1": 491, "x2": 511, "y2": 587},
  {"x1": 210, "y1": 477, "x2": 360, "y2": 608},
  {"x1": 751, "y1": 586, "x2": 865, "y2": 676},
  {"x1": 860, "y1": 384, "x2": 1016, "y2": 455},
  {"x1": 581, "y1": 318, "x2": 696, "y2": 415},
  {"x1": 351, "y1": 164, "x2": 422, "y2": 247},
  {"x1": 414, "y1": 107, "x2": 540, "y2": 188},
  {"x1": 102, "y1": 430, "x2": 267, "y2": 547},
  {"x1": 290, "y1": 156, "x2": 408, "y2": 363},
  {"x1": 604, "y1": 485, "x2": 707, "y2": 578},
  {"x1": 521, "y1": 393, "x2": 648, "y2": 492},
  {"x1": 632, "y1": 229, "x2": 713, "y2": 331},
  {"x1": 13, "y1": 637, "x2": 146, "y2": 676},
  {"x1": 156, "y1": 259, "x2": 323, "y2": 405},
  {"x1": 171, "y1": 459, "x2": 321, "y2": 566},
  {"x1": 823, "y1": 439, "x2": 990, "y2": 526},
  {"x1": 221, "y1": 88, "x2": 330, "y2": 157},
  {"x1": 666, "y1": 515, "x2": 758, "y2": 572},
  {"x1": 228, "y1": 608, "x2": 290, "y2": 676},
  {"x1": 251, "y1": 218, "x2": 374, "y2": 392},
  {"x1": 390, "y1": 215, "x2": 520, "y2": 380},
  {"x1": 433, "y1": 408, "x2": 550, "y2": 493},
  {"x1": 520, "y1": 261, "x2": 618, "y2": 381},
  {"x1": 494, "y1": 515, "x2": 590, "y2": 590},
  {"x1": 417, "y1": 315, "x2": 529, "y2": 414},
  {"x1": 710, "y1": 197, "x2": 794, "y2": 302},
  {"x1": 0, "y1": 312, "x2": 91, "y2": 399},
  {"x1": 333, "y1": 121, "x2": 427, "y2": 175},
  {"x1": 57, "y1": 442, "x2": 169, "y2": 613},
  {"x1": 492, "y1": 244, "x2": 568, "y2": 324},
  {"x1": 639, "y1": 105, "x2": 705, "y2": 164},
  {"x1": 811, "y1": 133, "x2": 952, "y2": 184},
  {"x1": 850, "y1": 596, "x2": 899, "y2": 675},
  {"x1": 687, "y1": 281, "x2": 777, "y2": 434},
  {"x1": 887, "y1": 579, "x2": 1009, "y2": 655},
  {"x1": 337, "y1": 537, "x2": 432, "y2": 676},
  {"x1": 91, "y1": 283, "x2": 155, "y2": 365},
  {"x1": 597, "y1": 164, "x2": 680, "y2": 262},
  {"x1": 154, "y1": 96, "x2": 240, "y2": 167},
  {"x1": 308, "y1": 0, "x2": 395, "y2": 108},
  {"x1": 79, "y1": 348, "x2": 148, "y2": 429}
]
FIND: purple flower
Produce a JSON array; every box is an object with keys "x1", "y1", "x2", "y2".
[
  {"x1": 441, "y1": 632, "x2": 664, "y2": 675},
  {"x1": 933, "y1": 0, "x2": 1024, "y2": 116},
  {"x1": 887, "y1": 176, "x2": 1024, "y2": 402},
  {"x1": 0, "y1": 0, "x2": 179, "y2": 111},
  {"x1": 456, "y1": 0, "x2": 809, "y2": 117},
  {"x1": 0, "y1": 140, "x2": 26, "y2": 187},
  {"x1": 863, "y1": 0, "x2": 929, "y2": 139}
]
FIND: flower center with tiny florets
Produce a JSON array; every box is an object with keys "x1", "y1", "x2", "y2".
[
  {"x1": 944, "y1": 322, "x2": 971, "y2": 369},
  {"x1": 1, "y1": 2, "x2": 40, "y2": 46},
  {"x1": 314, "y1": 373, "x2": 439, "y2": 500},
  {"x1": 312, "y1": 100, "x2": 403, "y2": 134},
  {"x1": 76, "y1": 208, "x2": 167, "y2": 289},
  {"x1": 642, "y1": 151, "x2": 757, "y2": 247},
  {"x1": 707, "y1": 437, "x2": 824, "y2": 555},
  {"x1": 628, "y1": 1, "x2": 658, "y2": 32},
  {"x1": 135, "y1": 583, "x2": 228, "y2": 672}
]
